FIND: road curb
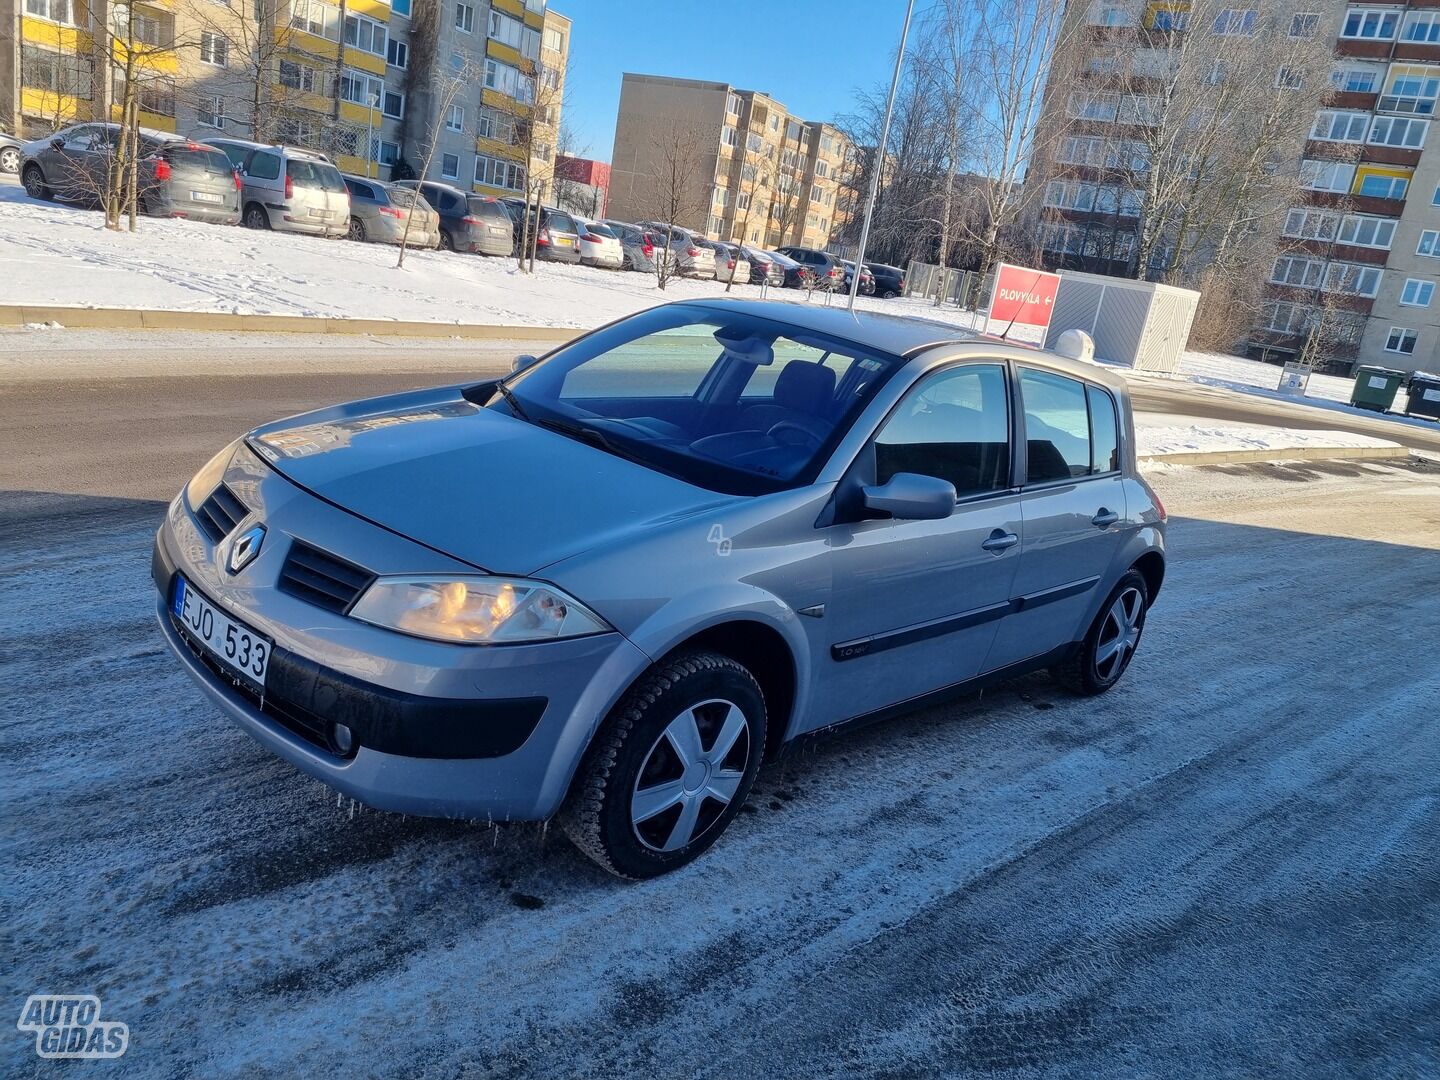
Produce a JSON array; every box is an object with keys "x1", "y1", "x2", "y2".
[
  {"x1": 1140, "y1": 445, "x2": 1410, "y2": 466},
  {"x1": 0, "y1": 303, "x2": 581, "y2": 341}
]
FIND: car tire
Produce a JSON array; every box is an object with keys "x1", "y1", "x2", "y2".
[
  {"x1": 438, "y1": 229, "x2": 454, "y2": 251},
  {"x1": 881, "y1": 289, "x2": 898, "y2": 299},
  {"x1": 21, "y1": 165, "x2": 49, "y2": 200},
  {"x1": 0, "y1": 148, "x2": 20, "y2": 174},
  {"x1": 243, "y1": 204, "x2": 269, "y2": 230},
  {"x1": 560, "y1": 650, "x2": 766, "y2": 879},
  {"x1": 1051, "y1": 569, "x2": 1149, "y2": 696},
  {"x1": 348, "y1": 218, "x2": 366, "y2": 242}
]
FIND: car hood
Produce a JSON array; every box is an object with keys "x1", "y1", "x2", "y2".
[{"x1": 248, "y1": 386, "x2": 737, "y2": 575}]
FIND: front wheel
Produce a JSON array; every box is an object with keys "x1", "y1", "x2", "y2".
[
  {"x1": 561, "y1": 651, "x2": 766, "y2": 879},
  {"x1": 1052, "y1": 570, "x2": 1149, "y2": 695},
  {"x1": 0, "y1": 148, "x2": 20, "y2": 174},
  {"x1": 243, "y1": 204, "x2": 269, "y2": 229},
  {"x1": 438, "y1": 229, "x2": 454, "y2": 251},
  {"x1": 22, "y1": 166, "x2": 49, "y2": 200}
]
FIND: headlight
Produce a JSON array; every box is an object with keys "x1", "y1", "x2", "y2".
[
  {"x1": 184, "y1": 439, "x2": 240, "y2": 509},
  {"x1": 349, "y1": 576, "x2": 610, "y2": 644}
]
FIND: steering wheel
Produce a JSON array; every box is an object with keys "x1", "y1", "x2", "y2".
[{"x1": 767, "y1": 418, "x2": 827, "y2": 449}]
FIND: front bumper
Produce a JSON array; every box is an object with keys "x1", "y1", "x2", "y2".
[{"x1": 153, "y1": 452, "x2": 651, "y2": 820}]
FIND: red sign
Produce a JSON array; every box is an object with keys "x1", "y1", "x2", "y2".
[{"x1": 985, "y1": 263, "x2": 1061, "y2": 337}]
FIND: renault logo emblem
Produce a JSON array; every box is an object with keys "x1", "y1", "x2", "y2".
[{"x1": 227, "y1": 524, "x2": 266, "y2": 574}]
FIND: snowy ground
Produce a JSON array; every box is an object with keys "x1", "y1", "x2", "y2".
[{"x1": 6, "y1": 458, "x2": 1439, "y2": 1078}]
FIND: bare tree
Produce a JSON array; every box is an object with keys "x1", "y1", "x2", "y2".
[
  {"x1": 186, "y1": 0, "x2": 307, "y2": 142},
  {"x1": 636, "y1": 123, "x2": 713, "y2": 290},
  {"x1": 394, "y1": 59, "x2": 478, "y2": 268}
]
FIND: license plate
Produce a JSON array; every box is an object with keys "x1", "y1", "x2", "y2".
[
  {"x1": 309, "y1": 208, "x2": 327, "y2": 218},
  {"x1": 172, "y1": 577, "x2": 271, "y2": 687},
  {"x1": 191, "y1": 191, "x2": 222, "y2": 203},
  {"x1": 556, "y1": 236, "x2": 573, "y2": 246}
]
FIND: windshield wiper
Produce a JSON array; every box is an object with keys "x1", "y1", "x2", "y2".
[
  {"x1": 538, "y1": 417, "x2": 652, "y2": 467},
  {"x1": 490, "y1": 379, "x2": 531, "y2": 423}
]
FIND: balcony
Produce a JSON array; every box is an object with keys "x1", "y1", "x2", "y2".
[{"x1": 1335, "y1": 39, "x2": 1397, "y2": 59}]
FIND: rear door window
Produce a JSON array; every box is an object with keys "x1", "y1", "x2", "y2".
[
  {"x1": 1019, "y1": 368, "x2": 1092, "y2": 482},
  {"x1": 1088, "y1": 385, "x2": 1120, "y2": 473},
  {"x1": 874, "y1": 364, "x2": 1012, "y2": 498}
]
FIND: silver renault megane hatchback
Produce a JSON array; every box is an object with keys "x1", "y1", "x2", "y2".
[{"x1": 154, "y1": 299, "x2": 1166, "y2": 878}]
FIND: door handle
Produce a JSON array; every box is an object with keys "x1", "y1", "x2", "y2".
[
  {"x1": 1092, "y1": 508, "x2": 1119, "y2": 528},
  {"x1": 982, "y1": 529, "x2": 1019, "y2": 553}
]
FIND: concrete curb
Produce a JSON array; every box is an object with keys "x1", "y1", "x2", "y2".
[
  {"x1": 1140, "y1": 445, "x2": 1410, "y2": 466},
  {"x1": 0, "y1": 304, "x2": 581, "y2": 341}
]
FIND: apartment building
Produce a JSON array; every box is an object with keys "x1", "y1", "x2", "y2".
[
  {"x1": 1031, "y1": 0, "x2": 1438, "y2": 372},
  {"x1": 607, "y1": 72, "x2": 851, "y2": 250},
  {"x1": 3, "y1": 0, "x2": 568, "y2": 196}
]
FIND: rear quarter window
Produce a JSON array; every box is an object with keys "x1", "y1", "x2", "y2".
[
  {"x1": 247, "y1": 151, "x2": 280, "y2": 179},
  {"x1": 1088, "y1": 385, "x2": 1120, "y2": 473}
]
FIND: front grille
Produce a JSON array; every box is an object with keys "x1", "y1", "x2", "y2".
[
  {"x1": 277, "y1": 540, "x2": 375, "y2": 614},
  {"x1": 195, "y1": 484, "x2": 247, "y2": 544}
]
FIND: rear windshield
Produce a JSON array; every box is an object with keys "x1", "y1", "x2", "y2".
[
  {"x1": 583, "y1": 222, "x2": 616, "y2": 239},
  {"x1": 466, "y1": 197, "x2": 510, "y2": 220},
  {"x1": 166, "y1": 147, "x2": 234, "y2": 176},
  {"x1": 546, "y1": 212, "x2": 577, "y2": 233},
  {"x1": 287, "y1": 159, "x2": 347, "y2": 192},
  {"x1": 387, "y1": 186, "x2": 418, "y2": 208}
]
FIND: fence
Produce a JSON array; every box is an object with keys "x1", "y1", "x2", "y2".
[{"x1": 903, "y1": 262, "x2": 981, "y2": 308}]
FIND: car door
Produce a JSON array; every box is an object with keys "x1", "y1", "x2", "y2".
[
  {"x1": 45, "y1": 125, "x2": 99, "y2": 199},
  {"x1": 803, "y1": 360, "x2": 1025, "y2": 731},
  {"x1": 984, "y1": 367, "x2": 1129, "y2": 672}
]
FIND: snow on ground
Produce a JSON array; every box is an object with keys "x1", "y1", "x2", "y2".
[
  {"x1": 1134, "y1": 419, "x2": 1397, "y2": 458},
  {"x1": 0, "y1": 176, "x2": 978, "y2": 330}
]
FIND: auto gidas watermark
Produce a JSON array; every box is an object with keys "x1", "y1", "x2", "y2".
[{"x1": 17, "y1": 995, "x2": 128, "y2": 1059}]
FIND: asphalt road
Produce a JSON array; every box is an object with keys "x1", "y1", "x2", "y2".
[
  {"x1": 5, "y1": 335, "x2": 1440, "y2": 1077},
  {"x1": 3, "y1": 333, "x2": 1438, "y2": 503}
]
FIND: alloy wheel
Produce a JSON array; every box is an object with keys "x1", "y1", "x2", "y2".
[
  {"x1": 0, "y1": 149, "x2": 19, "y2": 173},
  {"x1": 631, "y1": 698, "x2": 750, "y2": 852},
  {"x1": 1095, "y1": 587, "x2": 1144, "y2": 681}
]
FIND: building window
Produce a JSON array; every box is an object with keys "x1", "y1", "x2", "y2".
[
  {"x1": 20, "y1": 44, "x2": 92, "y2": 95},
  {"x1": 372, "y1": 138, "x2": 400, "y2": 166},
  {"x1": 1341, "y1": 8, "x2": 1398, "y2": 40},
  {"x1": 1261, "y1": 301, "x2": 1309, "y2": 335},
  {"x1": 24, "y1": 0, "x2": 73, "y2": 24},
  {"x1": 1329, "y1": 64, "x2": 1380, "y2": 93},
  {"x1": 746, "y1": 132, "x2": 762, "y2": 152},
  {"x1": 1088, "y1": 1, "x2": 1134, "y2": 27},
  {"x1": 484, "y1": 58, "x2": 534, "y2": 102},
  {"x1": 1067, "y1": 91, "x2": 1119, "y2": 122},
  {"x1": 279, "y1": 59, "x2": 319, "y2": 92},
  {"x1": 340, "y1": 69, "x2": 384, "y2": 108},
  {"x1": 343, "y1": 12, "x2": 386, "y2": 55},
  {"x1": 1336, "y1": 214, "x2": 1396, "y2": 250},
  {"x1": 382, "y1": 88, "x2": 403, "y2": 119},
  {"x1": 1299, "y1": 159, "x2": 1355, "y2": 193},
  {"x1": 1384, "y1": 328, "x2": 1418, "y2": 355},
  {"x1": 441, "y1": 153, "x2": 460, "y2": 180},
  {"x1": 290, "y1": 0, "x2": 340, "y2": 41},
  {"x1": 475, "y1": 153, "x2": 525, "y2": 190},
  {"x1": 1311, "y1": 110, "x2": 1367, "y2": 143},
  {"x1": 199, "y1": 32, "x2": 228, "y2": 66},
  {"x1": 113, "y1": 72, "x2": 176, "y2": 117},
  {"x1": 1045, "y1": 180, "x2": 1097, "y2": 211},
  {"x1": 543, "y1": 26, "x2": 564, "y2": 51},
  {"x1": 1434, "y1": 183, "x2": 1440, "y2": 206},
  {"x1": 721, "y1": 125, "x2": 737, "y2": 148},
  {"x1": 1212, "y1": 8, "x2": 1257, "y2": 35},
  {"x1": 476, "y1": 106, "x2": 515, "y2": 143},
  {"x1": 197, "y1": 95, "x2": 224, "y2": 127},
  {"x1": 1400, "y1": 279, "x2": 1435, "y2": 307},
  {"x1": 1323, "y1": 262, "x2": 1382, "y2": 297},
  {"x1": 1289, "y1": 11, "x2": 1320, "y2": 37},
  {"x1": 1402, "y1": 11, "x2": 1440, "y2": 43},
  {"x1": 387, "y1": 39, "x2": 408, "y2": 69},
  {"x1": 1356, "y1": 171, "x2": 1408, "y2": 199},
  {"x1": 488, "y1": 8, "x2": 521, "y2": 45},
  {"x1": 1368, "y1": 116, "x2": 1429, "y2": 148},
  {"x1": 1276, "y1": 67, "x2": 1304, "y2": 89},
  {"x1": 1418, "y1": 230, "x2": 1440, "y2": 257},
  {"x1": 455, "y1": 2, "x2": 474, "y2": 32},
  {"x1": 1282, "y1": 208, "x2": 1338, "y2": 241},
  {"x1": 1270, "y1": 255, "x2": 1325, "y2": 288},
  {"x1": 1380, "y1": 65, "x2": 1439, "y2": 115},
  {"x1": 391, "y1": 0, "x2": 411, "y2": 15},
  {"x1": 447, "y1": 104, "x2": 464, "y2": 132},
  {"x1": 726, "y1": 93, "x2": 741, "y2": 116}
]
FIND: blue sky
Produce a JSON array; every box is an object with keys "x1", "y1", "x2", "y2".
[{"x1": 553, "y1": 0, "x2": 909, "y2": 162}]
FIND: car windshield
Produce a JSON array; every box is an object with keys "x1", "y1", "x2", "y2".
[{"x1": 498, "y1": 305, "x2": 904, "y2": 495}]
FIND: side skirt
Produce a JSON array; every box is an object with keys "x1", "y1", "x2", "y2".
[{"x1": 778, "y1": 642, "x2": 1080, "y2": 759}]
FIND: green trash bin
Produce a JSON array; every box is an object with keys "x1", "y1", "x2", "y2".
[{"x1": 1349, "y1": 365, "x2": 1406, "y2": 412}]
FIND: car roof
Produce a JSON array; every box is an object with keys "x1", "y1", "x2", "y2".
[{"x1": 678, "y1": 298, "x2": 1121, "y2": 384}]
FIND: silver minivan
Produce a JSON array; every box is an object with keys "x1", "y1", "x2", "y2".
[
  {"x1": 154, "y1": 300, "x2": 1166, "y2": 879},
  {"x1": 216, "y1": 139, "x2": 349, "y2": 238}
]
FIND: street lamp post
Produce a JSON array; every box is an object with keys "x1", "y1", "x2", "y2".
[
  {"x1": 365, "y1": 90, "x2": 380, "y2": 179},
  {"x1": 848, "y1": 0, "x2": 916, "y2": 313}
]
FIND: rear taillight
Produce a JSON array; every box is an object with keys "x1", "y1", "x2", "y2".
[
  {"x1": 284, "y1": 174, "x2": 294, "y2": 200},
  {"x1": 642, "y1": 239, "x2": 653, "y2": 256},
  {"x1": 1150, "y1": 483, "x2": 1167, "y2": 522},
  {"x1": 687, "y1": 246, "x2": 700, "y2": 256},
  {"x1": 233, "y1": 169, "x2": 242, "y2": 192},
  {"x1": 153, "y1": 158, "x2": 171, "y2": 182},
  {"x1": 538, "y1": 228, "x2": 551, "y2": 246},
  {"x1": 727, "y1": 258, "x2": 735, "y2": 269},
  {"x1": 462, "y1": 214, "x2": 483, "y2": 225},
  {"x1": 379, "y1": 206, "x2": 404, "y2": 218}
]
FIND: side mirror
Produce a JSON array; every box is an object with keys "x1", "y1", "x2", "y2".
[
  {"x1": 861, "y1": 473, "x2": 956, "y2": 521},
  {"x1": 511, "y1": 354, "x2": 539, "y2": 374},
  {"x1": 51, "y1": 136, "x2": 65, "y2": 149}
]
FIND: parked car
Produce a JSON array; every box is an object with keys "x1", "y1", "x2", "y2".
[
  {"x1": 395, "y1": 181, "x2": 512, "y2": 255},
  {"x1": 640, "y1": 222, "x2": 716, "y2": 278},
  {"x1": 575, "y1": 217, "x2": 624, "y2": 269},
  {"x1": 766, "y1": 248, "x2": 816, "y2": 289},
  {"x1": 154, "y1": 300, "x2": 1165, "y2": 879},
  {"x1": 841, "y1": 260, "x2": 876, "y2": 296},
  {"x1": 699, "y1": 239, "x2": 750, "y2": 284},
  {"x1": 603, "y1": 220, "x2": 670, "y2": 274},
  {"x1": 739, "y1": 245, "x2": 786, "y2": 287},
  {"x1": 777, "y1": 246, "x2": 846, "y2": 290},
  {"x1": 1, "y1": 131, "x2": 22, "y2": 174},
  {"x1": 343, "y1": 175, "x2": 440, "y2": 249},
  {"x1": 212, "y1": 139, "x2": 349, "y2": 237},
  {"x1": 20, "y1": 124, "x2": 240, "y2": 224},
  {"x1": 508, "y1": 204, "x2": 583, "y2": 263},
  {"x1": 869, "y1": 262, "x2": 906, "y2": 299}
]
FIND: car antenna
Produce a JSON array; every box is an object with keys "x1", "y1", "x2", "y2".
[{"x1": 995, "y1": 268, "x2": 1047, "y2": 342}]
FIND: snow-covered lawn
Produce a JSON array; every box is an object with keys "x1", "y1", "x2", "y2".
[
  {"x1": 1134, "y1": 420, "x2": 1397, "y2": 458},
  {"x1": 0, "y1": 176, "x2": 979, "y2": 330}
]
